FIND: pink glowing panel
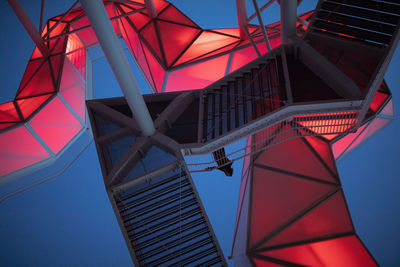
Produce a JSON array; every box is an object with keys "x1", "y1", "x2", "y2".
[
  {"x1": 105, "y1": 4, "x2": 120, "y2": 36},
  {"x1": 50, "y1": 54, "x2": 64, "y2": 86},
  {"x1": 262, "y1": 235, "x2": 376, "y2": 267},
  {"x1": 29, "y1": 96, "x2": 82, "y2": 154},
  {"x1": 158, "y1": 5, "x2": 198, "y2": 27},
  {"x1": 59, "y1": 58, "x2": 86, "y2": 121},
  {"x1": 303, "y1": 135, "x2": 337, "y2": 177},
  {"x1": 0, "y1": 102, "x2": 20, "y2": 122},
  {"x1": 165, "y1": 55, "x2": 229, "y2": 92},
  {"x1": 18, "y1": 59, "x2": 44, "y2": 93},
  {"x1": 332, "y1": 124, "x2": 367, "y2": 159},
  {"x1": 49, "y1": 36, "x2": 67, "y2": 55},
  {"x1": 211, "y1": 28, "x2": 240, "y2": 37},
  {"x1": 380, "y1": 99, "x2": 393, "y2": 116},
  {"x1": 0, "y1": 125, "x2": 51, "y2": 177},
  {"x1": 250, "y1": 167, "x2": 335, "y2": 247},
  {"x1": 229, "y1": 45, "x2": 259, "y2": 73},
  {"x1": 153, "y1": 0, "x2": 169, "y2": 13},
  {"x1": 143, "y1": 44, "x2": 165, "y2": 92},
  {"x1": 0, "y1": 123, "x2": 16, "y2": 131},
  {"x1": 175, "y1": 31, "x2": 239, "y2": 65},
  {"x1": 369, "y1": 91, "x2": 389, "y2": 113},
  {"x1": 158, "y1": 20, "x2": 201, "y2": 66},
  {"x1": 251, "y1": 258, "x2": 281, "y2": 267},
  {"x1": 16, "y1": 94, "x2": 53, "y2": 120},
  {"x1": 185, "y1": 42, "x2": 238, "y2": 65},
  {"x1": 265, "y1": 191, "x2": 353, "y2": 247},
  {"x1": 71, "y1": 17, "x2": 98, "y2": 47}
]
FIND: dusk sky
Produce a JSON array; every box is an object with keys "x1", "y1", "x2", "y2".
[{"x1": 0, "y1": 0, "x2": 399, "y2": 266}]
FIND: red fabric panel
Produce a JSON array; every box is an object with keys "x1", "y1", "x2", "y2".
[
  {"x1": 16, "y1": 94, "x2": 52, "y2": 119},
  {"x1": 141, "y1": 21, "x2": 163, "y2": 60},
  {"x1": 29, "y1": 96, "x2": 82, "y2": 154},
  {"x1": 0, "y1": 125, "x2": 51, "y2": 176},
  {"x1": 59, "y1": 58, "x2": 86, "y2": 121},
  {"x1": 255, "y1": 137, "x2": 337, "y2": 183},
  {"x1": 0, "y1": 123, "x2": 16, "y2": 131},
  {"x1": 66, "y1": 32, "x2": 84, "y2": 53},
  {"x1": 143, "y1": 44, "x2": 165, "y2": 92},
  {"x1": 165, "y1": 54, "x2": 229, "y2": 92},
  {"x1": 18, "y1": 59, "x2": 44, "y2": 94},
  {"x1": 158, "y1": 5, "x2": 198, "y2": 27},
  {"x1": 47, "y1": 21, "x2": 67, "y2": 39},
  {"x1": 137, "y1": 40, "x2": 155, "y2": 89},
  {"x1": 157, "y1": 20, "x2": 201, "y2": 66},
  {"x1": 120, "y1": 6, "x2": 150, "y2": 31},
  {"x1": 229, "y1": 45, "x2": 259, "y2": 73},
  {"x1": 174, "y1": 31, "x2": 238, "y2": 65},
  {"x1": 252, "y1": 258, "x2": 281, "y2": 267},
  {"x1": 49, "y1": 36, "x2": 67, "y2": 55},
  {"x1": 119, "y1": 17, "x2": 139, "y2": 58},
  {"x1": 303, "y1": 136, "x2": 337, "y2": 178},
  {"x1": 380, "y1": 99, "x2": 393, "y2": 116},
  {"x1": 262, "y1": 235, "x2": 376, "y2": 267},
  {"x1": 332, "y1": 124, "x2": 367, "y2": 158},
  {"x1": 71, "y1": 17, "x2": 98, "y2": 47},
  {"x1": 369, "y1": 91, "x2": 389, "y2": 113},
  {"x1": 17, "y1": 60, "x2": 55, "y2": 98},
  {"x1": 265, "y1": 191, "x2": 353, "y2": 247},
  {"x1": 153, "y1": 0, "x2": 169, "y2": 12},
  {"x1": 250, "y1": 166, "x2": 335, "y2": 247},
  {"x1": 0, "y1": 102, "x2": 20, "y2": 122},
  {"x1": 211, "y1": 28, "x2": 240, "y2": 37},
  {"x1": 66, "y1": 33, "x2": 86, "y2": 79}
]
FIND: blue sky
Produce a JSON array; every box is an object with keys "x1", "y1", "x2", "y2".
[{"x1": 0, "y1": 0, "x2": 399, "y2": 266}]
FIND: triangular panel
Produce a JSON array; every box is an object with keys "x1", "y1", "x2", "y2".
[
  {"x1": 17, "y1": 60, "x2": 55, "y2": 98},
  {"x1": 16, "y1": 94, "x2": 53, "y2": 119},
  {"x1": 158, "y1": 5, "x2": 198, "y2": 27},
  {"x1": 0, "y1": 102, "x2": 20, "y2": 122},
  {"x1": 141, "y1": 21, "x2": 163, "y2": 61}
]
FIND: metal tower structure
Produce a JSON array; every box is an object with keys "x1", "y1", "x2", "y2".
[{"x1": 1, "y1": 0, "x2": 399, "y2": 266}]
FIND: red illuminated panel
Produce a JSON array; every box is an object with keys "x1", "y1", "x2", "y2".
[
  {"x1": 229, "y1": 45, "x2": 259, "y2": 73},
  {"x1": 50, "y1": 54, "x2": 64, "y2": 86},
  {"x1": 0, "y1": 123, "x2": 16, "y2": 131},
  {"x1": 141, "y1": 21, "x2": 163, "y2": 60},
  {"x1": 185, "y1": 42, "x2": 238, "y2": 65},
  {"x1": 59, "y1": 58, "x2": 86, "y2": 121},
  {"x1": 49, "y1": 36, "x2": 67, "y2": 55},
  {"x1": 303, "y1": 135, "x2": 337, "y2": 176},
  {"x1": 17, "y1": 60, "x2": 55, "y2": 98},
  {"x1": 0, "y1": 125, "x2": 51, "y2": 177},
  {"x1": 71, "y1": 17, "x2": 98, "y2": 47},
  {"x1": 322, "y1": 134, "x2": 339, "y2": 141},
  {"x1": 332, "y1": 124, "x2": 367, "y2": 159},
  {"x1": 153, "y1": 0, "x2": 169, "y2": 13},
  {"x1": 255, "y1": 137, "x2": 338, "y2": 183},
  {"x1": 165, "y1": 54, "x2": 229, "y2": 92},
  {"x1": 0, "y1": 102, "x2": 20, "y2": 122},
  {"x1": 52, "y1": 9, "x2": 83, "y2": 23},
  {"x1": 158, "y1": 20, "x2": 201, "y2": 66},
  {"x1": 158, "y1": 5, "x2": 198, "y2": 27},
  {"x1": 252, "y1": 258, "x2": 281, "y2": 267},
  {"x1": 174, "y1": 31, "x2": 239, "y2": 66},
  {"x1": 18, "y1": 59, "x2": 44, "y2": 93},
  {"x1": 295, "y1": 112, "x2": 358, "y2": 135},
  {"x1": 143, "y1": 44, "x2": 165, "y2": 92},
  {"x1": 369, "y1": 91, "x2": 389, "y2": 113},
  {"x1": 250, "y1": 167, "x2": 335, "y2": 247},
  {"x1": 16, "y1": 94, "x2": 52, "y2": 119},
  {"x1": 31, "y1": 47, "x2": 43, "y2": 59},
  {"x1": 46, "y1": 20, "x2": 67, "y2": 39},
  {"x1": 211, "y1": 28, "x2": 240, "y2": 37},
  {"x1": 262, "y1": 235, "x2": 376, "y2": 267},
  {"x1": 265, "y1": 191, "x2": 353, "y2": 247},
  {"x1": 29, "y1": 96, "x2": 82, "y2": 154},
  {"x1": 119, "y1": 5, "x2": 150, "y2": 31}
]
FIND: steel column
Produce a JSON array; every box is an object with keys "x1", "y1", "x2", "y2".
[
  {"x1": 280, "y1": 0, "x2": 297, "y2": 44},
  {"x1": 7, "y1": 0, "x2": 49, "y2": 57},
  {"x1": 80, "y1": 0, "x2": 156, "y2": 136},
  {"x1": 236, "y1": 0, "x2": 249, "y2": 40}
]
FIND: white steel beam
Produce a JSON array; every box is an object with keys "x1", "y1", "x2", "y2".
[
  {"x1": 236, "y1": 0, "x2": 248, "y2": 40},
  {"x1": 80, "y1": 0, "x2": 155, "y2": 136}
]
